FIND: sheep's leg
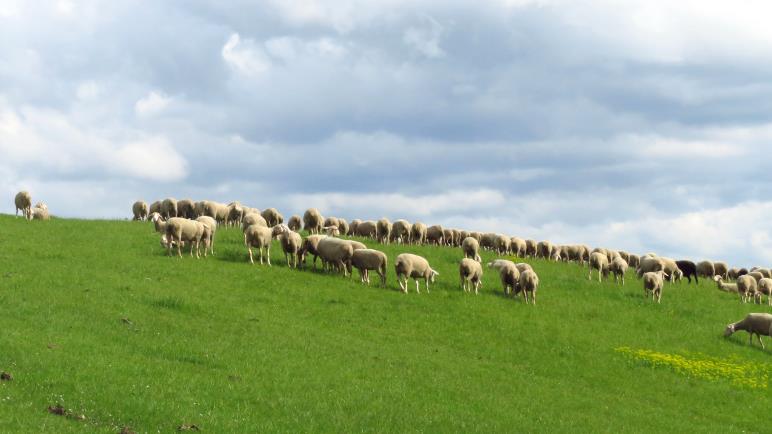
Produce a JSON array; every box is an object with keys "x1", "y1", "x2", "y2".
[
  {"x1": 415, "y1": 279, "x2": 420, "y2": 294},
  {"x1": 757, "y1": 333, "x2": 765, "y2": 349},
  {"x1": 248, "y1": 246, "x2": 254, "y2": 264},
  {"x1": 266, "y1": 246, "x2": 271, "y2": 266},
  {"x1": 425, "y1": 278, "x2": 430, "y2": 294},
  {"x1": 176, "y1": 237, "x2": 183, "y2": 258},
  {"x1": 532, "y1": 291, "x2": 537, "y2": 305}
]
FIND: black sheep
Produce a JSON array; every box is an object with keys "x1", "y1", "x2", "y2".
[{"x1": 676, "y1": 260, "x2": 698, "y2": 284}]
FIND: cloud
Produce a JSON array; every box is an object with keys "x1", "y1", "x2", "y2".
[
  {"x1": 221, "y1": 33, "x2": 271, "y2": 76},
  {"x1": 403, "y1": 16, "x2": 445, "y2": 58},
  {"x1": 135, "y1": 91, "x2": 171, "y2": 116}
]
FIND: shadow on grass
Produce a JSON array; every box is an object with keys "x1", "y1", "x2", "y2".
[
  {"x1": 150, "y1": 296, "x2": 185, "y2": 311},
  {"x1": 724, "y1": 334, "x2": 772, "y2": 354}
]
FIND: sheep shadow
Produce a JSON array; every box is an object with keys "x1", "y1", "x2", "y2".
[{"x1": 724, "y1": 335, "x2": 771, "y2": 353}]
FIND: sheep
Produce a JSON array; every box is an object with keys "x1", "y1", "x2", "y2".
[
  {"x1": 747, "y1": 271, "x2": 765, "y2": 283},
  {"x1": 279, "y1": 230, "x2": 303, "y2": 268},
  {"x1": 675, "y1": 260, "x2": 698, "y2": 284},
  {"x1": 714, "y1": 276, "x2": 739, "y2": 293},
  {"x1": 226, "y1": 202, "x2": 244, "y2": 227},
  {"x1": 299, "y1": 234, "x2": 328, "y2": 269},
  {"x1": 487, "y1": 259, "x2": 516, "y2": 271},
  {"x1": 261, "y1": 208, "x2": 284, "y2": 227},
  {"x1": 317, "y1": 237, "x2": 355, "y2": 276},
  {"x1": 525, "y1": 240, "x2": 537, "y2": 257},
  {"x1": 724, "y1": 313, "x2": 772, "y2": 348},
  {"x1": 588, "y1": 252, "x2": 609, "y2": 282},
  {"x1": 287, "y1": 215, "x2": 302, "y2": 232},
  {"x1": 390, "y1": 219, "x2": 412, "y2": 244},
  {"x1": 550, "y1": 246, "x2": 563, "y2": 262},
  {"x1": 494, "y1": 235, "x2": 511, "y2": 255},
  {"x1": 337, "y1": 218, "x2": 349, "y2": 237},
  {"x1": 468, "y1": 231, "x2": 482, "y2": 242},
  {"x1": 659, "y1": 257, "x2": 680, "y2": 282},
  {"x1": 323, "y1": 216, "x2": 340, "y2": 229},
  {"x1": 563, "y1": 245, "x2": 589, "y2": 265},
  {"x1": 395, "y1": 253, "x2": 439, "y2": 294},
  {"x1": 376, "y1": 218, "x2": 392, "y2": 244},
  {"x1": 756, "y1": 278, "x2": 772, "y2": 305},
  {"x1": 351, "y1": 249, "x2": 388, "y2": 286},
  {"x1": 426, "y1": 225, "x2": 444, "y2": 246},
  {"x1": 609, "y1": 257, "x2": 628, "y2": 285},
  {"x1": 643, "y1": 271, "x2": 665, "y2": 303},
  {"x1": 149, "y1": 200, "x2": 162, "y2": 215},
  {"x1": 462, "y1": 237, "x2": 482, "y2": 262},
  {"x1": 480, "y1": 233, "x2": 497, "y2": 251},
  {"x1": 450, "y1": 229, "x2": 463, "y2": 247},
  {"x1": 177, "y1": 199, "x2": 195, "y2": 219},
  {"x1": 727, "y1": 268, "x2": 743, "y2": 280},
  {"x1": 14, "y1": 191, "x2": 32, "y2": 220},
  {"x1": 628, "y1": 254, "x2": 640, "y2": 269},
  {"x1": 618, "y1": 251, "x2": 630, "y2": 263},
  {"x1": 349, "y1": 219, "x2": 362, "y2": 236},
  {"x1": 150, "y1": 212, "x2": 166, "y2": 234},
  {"x1": 196, "y1": 216, "x2": 217, "y2": 256},
  {"x1": 303, "y1": 208, "x2": 324, "y2": 234},
  {"x1": 323, "y1": 225, "x2": 341, "y2": 236},
  {"x1": 519, "y1": 270, "x2": 539, "y2": 305},
  {"x1": 510, "y1": 237, "x2": 527, "y2": 258},
  {"x1": 637, "y1": 257, "x2": 665, "y2": 278},
  {"x1": 497, "y1": 262, "x2": 520, "y2": 296},
  {"x1": 714, "y1": 261, "x2": 729, "y2": 279},
  {"x1": 244, "y1": 224, "x2": 285, "y2": 265},
  {"x1": 242, "y1": 212, "x2": 268, "y2": 231},
  {"x1": 751, "y1": 267, "x2": 772, "y2": 278},
  {"x1": 132, "y1": 201, "x2": 149, "y2": 221},
  {"x1": 410, "y1": 222, "x2": 427, "y2": 245},
  {"x1": 459, "y1": 258, "x2": 483, "y2": 294},
  {"x1": 695, "y1": 260, "x2": 715, "y2": 279},
  {"x1": 443, "y1": 228, "x2": 454, "y2": 246},
  {"x1": 161, "y1": 198, "x2": 178, "y2": 219},
  {"x1": 31, "y1": 203, "x2": 50, "y2": 220},
  {"x1": 214, "y1": 203, "x2": 230, "y2": 225},
  {"x1": 355, "y1": 221, "x2": 377, "y2": 238},
  {"x1": 515, "y1": 262, "x2": 534, "y2": 274},
  {"x1": 164, "y1": 217, "x2": 205, "y2": 258},
  {"x1": 736, "y1": 275, "x2": 758, "y2": 304}
]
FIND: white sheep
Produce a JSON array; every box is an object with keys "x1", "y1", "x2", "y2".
[
  {"x1": 736, "y1": 275, "x2": 758, "y2": 304},
  {"x1": 303, "y1": 208, "x2": 324, "y2": 234},
  {"x1": 494, "y1": 234, "x2": 511, "y2": 255},
  {"x1": 510, "y1": 237, "x2": 527, "y2": 257},
  {"x1": 714, "y1": 275, "x2": 738, "y2": 293},
  {"x1": 177, "y1": 199, "x2": 196, "y2": 219},
  {"x1": 299, "y1": 234, "x2": 328, "y2": 269},
  {"x1": 279, "y1": 230, "x2": 303, "y2": 268},
  {"x1": 14, "y1": 191, "x2": 32, "y2": 220},
  {"x1": 426, "y1": 225, "x2": 444, "y2": 245},
  {"x1": 337, "y1": 218, "x2": 350, "y2": 237},
  {"x1": 643, "y1": 270, "x2": 665, "y2": 303},
  {"x1": 317, "y1": 237, "x2": 355, "y2": 276},
  {"x1": 376, "y1": 218, "x2": 392, "y2": 244},
  {"x1": 390, "y1": 219, "x2": 412, "y2": 244},
  {"x1": 356, "y1": 221, "x2": 378, "y2": 238},
  {"x1": 395, "y1": 253, "x2": 438, "y2": 294},
  {"x1": 149, "y1": 200, "x2": 162, "y2": 215},
  {"x1": 165, "y1": 217, "x2": 206, "y2": 258},
  {"x1": 132, "y1": 201, "x2": 149, "y2": 221},
  {"x1": 323, "y1": 225, "x2": 341, "y2": 237},
  {"x1": 410, "y1": 222, "x2": 427, "y2": 245},
  {"x1": 588, "y1": 252, "x2": 609, "y2": 282},
  {"x1": 351, "y1": 249, "x2": 388, "y2": 286},
  {"x1": 244, "y1": 224, "x2": 285, "y2": 265},
  {"x1": 724, "y1": 313, "x2": 772, "y2": 348},
  {"x1": 757, "y1": 278, "x2": 772, "y2": 305},
  {"x1": 459, "y1": 258, "x2": 483, "y2": 294},
  {"x1": 30, "y1": 203, "x2": 50, "y2": 220},
  {"x1": 349, "y1": 219, "x2": 362, "y2": 236},
  {"x1": 497, "y1": 262, "x2": 521, "y2": 296},
  {"x1": 261, "y1": 208, "x2": 284, "y2": 227},
  {"x1": 519, "y1": 270, "x2": 539, "y2": 305},
  {"x1": 487, "y1": 259, "x2": 516, "y2": 271},
  {"x1": 195, "y1": 216, "x2": 217, "y2": 257},
  {"x1": 462, "y1": 237, "x2": 482, "y2": 262},
  {"x1": 609, "y1": 257, "x2": 628, "y2": 285},
  {"x1": 161, "y1": 198, "x2": 178, "y2": 219}
]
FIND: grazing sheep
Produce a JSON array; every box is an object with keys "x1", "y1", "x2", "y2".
[
  {"x1": 355, "y1": 221, "x2": 377, "y2": 238},
  {"x1": 518, "y1": 270, "x2": 539, "y2": 305},
  {"x1": 299, "y1": 234, "x2": 328, "y2": 269},
  {"x1": 487, "y1": 259, "x2": 516, "y2": 271},
  {"x1": 226, "y1": 202, "x2": 244, "y2": 227},
  {"x1": 610, "y1": 257, "x2": 628, "y2": 285},
  {"x1": 643, "y1": 271, "x2": 665, "y2": 303},
  {"x1": 628, "y1": 254, "x2": 640, "y2": 269},
  {"x1": 497, "y1": 262, "x2": 521, "y2": 296},
  {"x1": 515, "y1": 262, "x2": 534, "y2": 274},
  {"x1": 443, "y1": 228, "x2": 454, "y2": 246},
  {"x1": 736, "y1": 275, "x2": 758, "y2": 304},
  {"x1": 349, "y1": 219, "x2": 362, "y2": 236},
  {"x1": 376, "y1": 218, "x2": 392, "y2": 244},
  {"x1": 525, "y1": 240, "x2": 537, "y2": 257},
  {"x1": 161, "y1": 198, "x2": 178, "y2": 219},
  {"x1": 14, "y1": 191, "x2": 32, "y2": 220},
  {"x1": 261, "y1": 208, "x2": 283, "y2": 227},
  {"x1": 391, "y1": 219, "x2": 412, "y2": 244},
  {"x1": 462, "y1": 237, "x2": 482, "y2": 262},
  {"x1": 751, "y1": 267, "x2": 772, "y2": 278},
  {"x1": 244, "y1": 224, "x2": 285, "y2": 265},
  {"x1": 242, "y1": 212, "x2": 268, "y2": 229},
  {"x1": 426, "y1": 225, "x2": 444, "y2": 246},
  {"x1": 351, "y1": 249, "x2": 388, "y2": 286},
  {"x1": 727, "y1": 268, "x2": 746, "y2": 280},
  {"x1": 410, "y1": 222, "x2": 427, "y2": 245},
  {"x1": 618, "y1": 251, "x2": 630, "y2": 262},
  {"x1": 177, "y1": 199, "x2": 195, "y2": 219},
  {"x1": 337, "y1": 219, "x2": 349, "y2": 237},
  {"x1": 724, "y1": 313, "x2": 772, "y2": 348},
  {"x1": 149, "y1": 200, "x2": 162, "y2": 215},
  {"x1": 480, "y1": 233, "x2": 497, "y2": 251},
  {"x1": 714, "y1": 261, "x2": 729, "y2": 279},
  {"x1": 344, "y1": 239, "x2": 367, "y2": 251},
  {"x1": 675, "y1": 260, "x2": 698, "y2": 284},
  {"x1": 132, "y1": 201, "x2": 149, "y2": 221},
  {"x1": 469, "y1": 231, "x2": 482, "y2": 242},
  {"x1": 588, "y1": 252, "x2": 609, "y2": 282},
  {"x1": 213, "y1": 202, "x2": 229, "y2": 225},
  {"x1": 196, "y1": 216, "x2": 217, "y2": 256},
  {"x1": 659, "y1": 257, "x2": 680, "y2": 283},
  {"x1": 747, "y1": 271, "x2": 765, "y2": 283},
  {"x1": 395, "y1": 253, "x2": 438, "y2": 294},
  {"x1": 494, "y1": 235, "x2": 511, "y2": 255},
  {"x1": 714, "y1": 276, "x2": 739, "y2": 293},
  {"x1": 150, "y1": 212, "x2": 166, "y2": 234},
  {"x1": 637, "y1": 257, "x2": 665, "y2": 278},
  {"x1": 279, "y1": 230, "x2": 303, "y2": 268},
  {"x1": 756, "y1": 278, "x2": 772, "y2": 305},
  {"x1": 287, "y1": 215, "x2": 302, "y2": 232},
  {"x1": 323, "y1": 225, "x2": 341, "y2": 236},
  {"x1": 563, "y1": 245, "x2": 589, "y2": 265},
  {"x1": 165, "y1": 217, "x2": 206, "y2": 258},
  {"x1": 459, "y1": 258, "x2": 483, "y2": 294},
  {"x1": 323, "y1": 216, "x2": 340, "y2": 230},
  {"x1": 317, "y1": 237, "x2": 355, "y2": 276},
  {"x1": 510, "y1": 237, "x2": 527, "y2": 257}
]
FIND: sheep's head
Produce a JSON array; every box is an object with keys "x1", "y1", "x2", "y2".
[
  {"x1": 713, "y1": 275, "x2": 723, "y2": 282},
  {"x1": 430, "y1": 269, "x2": 439, "y2": 283},
  {"x1": 723, "y1": 324, "x2": 736, "y2": 337}
]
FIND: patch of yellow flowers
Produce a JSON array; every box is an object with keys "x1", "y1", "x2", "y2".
[{"x1": 615, "y1": 347, "x2": 768, "y2": 390}]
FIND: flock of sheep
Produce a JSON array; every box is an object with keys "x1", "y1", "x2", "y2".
[{"x1": 11, "y1": 192, "x2": 772, "y2": 347}]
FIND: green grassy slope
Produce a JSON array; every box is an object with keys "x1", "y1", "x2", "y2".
[{"x1": 0, "y1": 215, "x2": 769, "y2": 433}]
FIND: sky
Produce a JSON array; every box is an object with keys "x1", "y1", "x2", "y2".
[{"x1": 2, "y1": 0, "x2": 772, "y2": 266}]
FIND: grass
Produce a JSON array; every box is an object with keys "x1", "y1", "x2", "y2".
[{"x1": 0, "y1": 214, "x2": 770, "y2": 433}]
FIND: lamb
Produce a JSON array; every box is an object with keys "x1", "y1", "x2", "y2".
[
  {"x1": 525, "y1": 240, "x2": 537, "y2": 257},
  {"x1": 497, "y1": 262, "x2": 520, "y2": 296},
  {"x1": 261, "y1": 208, "x2": 284, "y2": 227},
  {"x1": 696, "y1": 260, "x2": 715, "y2": 279},
  {"x1": 395, "y1": 253, "x2": 439, "y2": 294},
  {"x1": 299, "y1": 234, "x2": 328, "y2": 269},
  {"x1": 459, "y1": 258, "x2": 483, "y2": 294},
  {"x1": 510, "y1": 237, "x2": 527, "y2": 257},
  {"x1": 588, "y1": 252, "x2": 609, "y2": 282},
  {"x1": 351, "y1": 249, "x2": 388, "y2": 286},
  {"x1": 609, "y1": 257, "x2": 628, "y2": 285},
  {"x1": 132, "y1": 201, "x2": 149, "y2": 221},
  {"x1": 317, "y1": 237, "x2": 355, "y2": 276},
  {"x1": 161, "y1": 198, "x2": 178, "y2": 219},
  {"x1": 714, "y1": 276, "x2": 739, "y2": 293},
  {"x1": 279, "y1": 230, "x2": 303, "y2": 268},
  {"x1": 195, "y1": 216, "x2": 217, "y2": 257},
  {"x1": 177, "y1": 199, "x2": 195, "y2": 219},
  {"x1": 426, "y1": 225, "x2": 444, "y2": 245},
  {"x1": 244, "y1": 224, "x2": 285, "y2": 265},
  {"x1": 303, "y1": 208, "x2": 324, "y2": 234},
  {"x1": 756, "y1": 278, "x2": 772, "y2": 305},
  {"x1": 494, "y1": 235, "x2": 511, "y2": 255},
  {"x1": 410, "y1": 222, "x2": 427, "y2": 245},
  {"x1": 287, "y1": 215, "x2": 302, "y2": 232},
  {"x1": 376, "y1": 218, "x2": 392, "y2": 244},
  {"x1": 14, "y1": 191, "x2": 32, "y2": 220},
  {"x1": 714, "y1": 261, "x2": 729, "y2": 279},
  {"x1": 164, "y1": 217, "x2": 206, "y2": 258},
  {"x1": 462, "y1": 237, "x2": 482, "y2": 262},
  {"x1": 736, "y1": 275, "x2": 758, "y2": 304},
  {"x1": 390, "y1": 219, "x2": 412, "y2": 244},
  {"x1": 675, "y1": 260, "x2": 698, "y2": 284},
  {"x1": 518, "y1": 270, "x2": 539, "y2": 305},
  {"x1": 643, "y1": 271, "x2": 665, "y2": 303},
  {"x1": 724, "y1": 313, "x2": 772, "y2": 348}
]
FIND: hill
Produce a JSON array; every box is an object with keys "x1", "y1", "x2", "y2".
[{"x1": 0, "y1": 215, "x2": 769, "y2": 432}]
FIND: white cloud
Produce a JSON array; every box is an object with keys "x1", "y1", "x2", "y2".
[
  {"x1": 135, "y1": 91, "x2": 171, "y2": 116},
  {"x1": 76, "y1": 81, "x2": 101, "y2": 100},
  {"x1": 403, "y1": 16, "x2": 445, "y2": 59},
  {"x1": 221, "y1": 33, "x2": 271, "y2": 76}
]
